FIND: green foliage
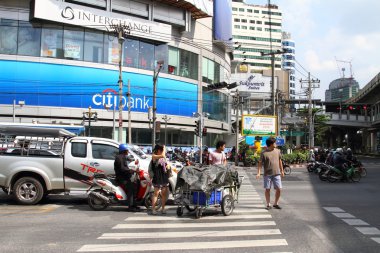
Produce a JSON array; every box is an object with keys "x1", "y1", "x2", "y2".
[{"x1": 281, "y1": 150, "x2": 309, "y2": 164}]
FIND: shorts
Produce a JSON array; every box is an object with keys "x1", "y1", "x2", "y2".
[{"x1": 264, "y1": 175, "x2": 282, "y2": 189}]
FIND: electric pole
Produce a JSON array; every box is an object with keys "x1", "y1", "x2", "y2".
[
  {"x1": 152, "y1": 61, "x2": 164, "y2": 149},
  {"x1": 108, "y1": 24, "x2": 131, "y2": 143},
  {"x1": 162, "y1": 115, "x2": 171, "y2": 146},
  {"x1": 300, "y1": 73, "x2": 320, "y2": 148},
  {"x1": 233, "y1": 90, "x2": 241, "y2": 166},
  {"x1": 127, "y1": 79, "x2": 132, "y2": 145}
]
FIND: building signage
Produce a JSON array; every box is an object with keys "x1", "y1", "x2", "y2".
[
  {"x1": 231, "y1": 73, "x2": 272, "y2": 94},
  {"x1": 242, "y1": 115, "x2": 277, "y2": 136},
  {"x1": 32, "y1": 0, "x2": 172, "y2": 42},
  {"x1": 0, "y1": 60, "x2": 197, "y2": 117}
]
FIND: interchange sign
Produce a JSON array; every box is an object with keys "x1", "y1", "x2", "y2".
[{"x1": 242, "y1": 115, "x2": 277, "y2": 136}]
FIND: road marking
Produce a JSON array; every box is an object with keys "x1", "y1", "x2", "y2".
[
  {"x1": 113, "y1": 221, "x2": 276, "y2": 229},
  {"x1": 342, "y1": 219, "x2": 369, "y2": 226},
  {"x1": 0, "y1": 204, "x2": 60, "y2": 214},
  {"x1": 371, "y1": 237, "x2": 380, "y2": 244},
  {"x1": 78, "y1": 239, "x2": 288, "y2": 252},
  {"x1": 236, "y1": 204, "x2": 265, "y2": 208},
  {"x1": 99, "y1": 229, "x2": 282, "y2": 239},
  {"x1": 355, "y1": 227, "x2": 380, "y2": 235},
  {"x1": 332, "y1": 212, "x2": 355, "y2": 218},
  {"x1": 234, "y1": 209, "x2": 269, "y2": 213},
  {"x1": 323, "y1": 207, "x2": 345, "y2": 212},
  {"x1": 125, "y1": 214, "x2": 272, "y2": 221}
]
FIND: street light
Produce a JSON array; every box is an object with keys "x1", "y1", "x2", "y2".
[
  {"x1": 83, "y1": 106, "x2": 98, "y2": 137},
  {"x1": 12, "y1": 100, "x2": 25, "y2": 123},
  {"x1": 152, "y1": 60, "x2": 164, "y2": 149},
  {"x1": 104, "y1": 104, "x2": 116, "y2": 140}
]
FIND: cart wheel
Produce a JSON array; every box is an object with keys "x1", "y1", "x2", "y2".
[
  {"x1": 185, "y1": 205, "x2": 196, "y2": 212},
  {"x1": 195, "y1": 208, "x2": 202, "y2": 219},
  {"x1": 176, "y1": 207, "x2": 183, "y2": 217},
  {"x1": 221, "y1": 195, "x2": 234, "y2": 216}
]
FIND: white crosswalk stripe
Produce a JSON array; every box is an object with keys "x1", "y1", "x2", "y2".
[{"x1": 77, "y1": 168, "x2": 289, "y2": 252}]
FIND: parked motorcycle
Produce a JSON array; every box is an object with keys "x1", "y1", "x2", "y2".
[{"x1": 87, "y1": 171, "x2": 161, "y2": 211}]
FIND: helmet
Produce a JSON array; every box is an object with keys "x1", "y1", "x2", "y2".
[
  {"x1": 347, "y1": 148, "x2": 351, "y2": 151},
  {"x1": 119, "y1": 144, "x2": 128, "y2": 152},
  {"x1": 336, "y1": 148, "x2": 343, "y2": 153}
]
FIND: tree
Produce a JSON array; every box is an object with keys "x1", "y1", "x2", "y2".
[{"x1": 296, "y1": 108, "x2": 330, "y2": 147}]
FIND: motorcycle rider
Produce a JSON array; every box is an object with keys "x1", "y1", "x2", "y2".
[
  {"x1": 114, "y1": 144, "x2": 140, "y2": 212},
  {"x1": 333, "y1": 147, "x2": 349, "y2": 180}
]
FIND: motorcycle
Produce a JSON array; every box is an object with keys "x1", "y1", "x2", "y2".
[
  {"x1": 282, "y1": 160, "x2": 291, "y2": 175},
  {"x1": 352, "y1": 159, "x2": 367, "y2": 177},
  {"x1": 326, "y1": 163, "x2": 361, "y2": 183},
  {"x1": 87, "y1": 170, "x2": 161, "y2": 211}
]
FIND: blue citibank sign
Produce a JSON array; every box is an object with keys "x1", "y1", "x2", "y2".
[{"x1": 0, "y1": 60, "x2": 197, "y2": 117}]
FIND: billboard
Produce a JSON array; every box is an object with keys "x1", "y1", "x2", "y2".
[
  {"x1": 213, "y1": 0, "x2": 232, "y2": 44},
  {"x1": 0, "y1": 60, "x2": 197, "y2": 117},
  {"x1": 230, "y1": 73, "x2": 273, "y2": 94},
  {"x1": 242, "y1": 115, "x2": 277, "y2": 136}
]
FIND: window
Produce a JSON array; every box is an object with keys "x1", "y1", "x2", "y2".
[
  {"x1": 242, "y1": 26, "x2": 247, "y2": 29},
  {"x1": 0, "y1": 19, "x2": 18, "y2": 55},
  {"x1": 247, "y1": 9, "x2": 253, "y2": 13},
  {"x1": 250, "y1": 20, "x2": 255, "y2": 24},
  {"x1": 104, "y1": 35, "x2": 119, "y2": 65},
  {"x1": 18, "y1": 21, "x2": 41, "y2": 57},
  {"x1": 155, "y1": 44, "x2": 168, "y2": 73},
  {"x1": 84, "y1": 30, "x2": 104, "y2": 63},
  {"x1": 250, "y1": 27, "x2": 255, "y2": 30},
  {"x1": 239, "y1": 8, "x2": 244, "y2": 12},
  {"x1": 202, "y1": 58, "x2": 220, "y2": 84},
  {"x1": 203, "y1": 88, "x2": 228, "y2": 122},
  {"x1": 257, "y1": 21, "x2": 262, "y2": 24},
  {"x1": 92, "y1": 143, "x2": 118, "y2": 160},
  {"x1": 234, "y1": 25, "x2": 240, "y2": 29},
  {"x1": 241, "y1": 19, "x2": 247, "y2": 23},
  {"x1": 41, "y1": 24, "x2": 63, "y2": 58},
  {"x1": 234, "y1": 18, "x2": 240, "y2": 22},
  {"x1": 63, "y1": 27, "x2": 84, "y2": 60},
  {"x1": 257, "y1": 27, "x2": 262, "y2": 31},
  {"x1": 254, "y1": 10, "x2": 259, "y2": 13},
  {"x1": 139, "y1": 41, "x2": 154, "y2": 70},
  {"x1": 179, "y1": 49, "x2": 198, "y2": 79},
  {"x1": 232, "y1": 7, "x2": 237, "y2": 11},
  {"x1": 265, "y1": 22, "x2": 281, "y2": 27},
  {"x1": 168, "y1": 47, "x2": 179, "y2": 75},
  {"x1": 71, "y1": 142, "x2": 87, "y2": 158},
  {"x1": 124, "y1": 38, "x2": 139, "y2": 68}
]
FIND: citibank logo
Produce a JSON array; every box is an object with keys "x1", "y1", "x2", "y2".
[
  {"x1": 61, "y1": 6, "x2": 74, "y2": 20},
  {"x1": 92, "y1": 88, "x2": 150, "y2": 110}
]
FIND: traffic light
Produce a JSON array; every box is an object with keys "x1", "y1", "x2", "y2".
[
  {"x1": 194, "y1": 120, "x2": 200, "y2": 136},
  {"x1": 202, "y1": 127, "x2": 207, "y2": 136}
]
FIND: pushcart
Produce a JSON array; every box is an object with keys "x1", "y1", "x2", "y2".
[{"x1": 176, "y1": 174, "x2": 244, "y2": 219}]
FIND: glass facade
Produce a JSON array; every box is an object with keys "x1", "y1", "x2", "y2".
[
  {"x1": 202, "y1": 87, "x2": 228, "y2": 122},
  {"x1": 0, "y1": 18, "x2": 204, "y2": 81}
]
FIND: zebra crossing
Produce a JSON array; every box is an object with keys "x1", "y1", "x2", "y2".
[{"x1": 77, "y1": 169, "x2": 290, "y2": 252}]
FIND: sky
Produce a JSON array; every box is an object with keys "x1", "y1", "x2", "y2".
[{"x1": 246, "y1": 0, "x2": 380, "y2": 100}]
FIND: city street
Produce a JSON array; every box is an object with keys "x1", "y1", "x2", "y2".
[{"x1": 0, "y1": 157, "x2": 379, "y2": 253}]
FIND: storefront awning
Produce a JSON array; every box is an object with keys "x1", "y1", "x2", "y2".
[{"x1": 154, "y1": 0, "x2": 213, "y2": 19}]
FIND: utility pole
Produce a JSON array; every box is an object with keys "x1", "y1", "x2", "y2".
[
  {"x1": 127, "y1": 79, "x2": 132, "y2": 145},
  {"x1": 162, "y1": 115, "x2": 171, "y2": 146},
  {"x1": 233, "y1": 90, "x2": 241, "y2": 166},
  {"x1": 82, "y1": 106, "x2": 97, "y2": 137},
  {"x1": 152, "y1": 61, "x2": 164, "y2": 149},
  {"x1": 300, "y1": 73, "x2": 320, "y2": 148},
  {"x1": 108, "y1": 24, "x2": 131, "y2": 143}
]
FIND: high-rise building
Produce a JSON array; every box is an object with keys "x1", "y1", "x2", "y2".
[
  {"x1": 231, "y1": 0, "x2": 282, "y2": 72},
  {"x1": 282, "y1": 32, "x2": 296, "y2": 100},
  {"x1": 325, "y1": 78, "x2": 360, "y2": 102}
]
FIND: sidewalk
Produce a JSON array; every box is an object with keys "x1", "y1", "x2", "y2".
[{"x1": 232, "y1": 162, "x2": 307, "y2": 170}]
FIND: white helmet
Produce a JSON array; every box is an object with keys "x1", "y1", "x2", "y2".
[
  {"x1": 347, "y1": 148, "x2": 351, "y2": 151},
  {"x1": 336, "y1": 148, "x2": 343, "y2": 153}
]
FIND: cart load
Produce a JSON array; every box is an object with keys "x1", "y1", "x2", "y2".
[{"x1": 175, "y1": 164, "x2": 244, "y2": 218}]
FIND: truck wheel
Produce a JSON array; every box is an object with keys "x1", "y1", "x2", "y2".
[{"x1": 13, "y1": 177, "x2": 44, "y2": 205}]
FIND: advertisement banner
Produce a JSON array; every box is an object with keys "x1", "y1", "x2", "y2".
[
  {"x1": 242, "y1": 115, "x2": 277, "y2": 136},
  {"x1": 230, "y1": 73, "x2": 273, "y2": 94},
  {"x1": 32, "y1": 0, "x2": 172, "y2": 43},
  {"x1": 0, "y1": 60, "x2": 197, "y2": 117}
]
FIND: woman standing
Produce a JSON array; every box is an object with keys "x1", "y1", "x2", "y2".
[{"x1": 151, "y1": 144, "x2": 170, "y2": 215}]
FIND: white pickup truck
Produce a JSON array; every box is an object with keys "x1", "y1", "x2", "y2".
[{"x1": 0, "y1": 126, "x2": 176, "y2": 205}]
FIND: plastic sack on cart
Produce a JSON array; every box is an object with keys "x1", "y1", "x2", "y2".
[{"x1": 176, "y1": 164, "x2": 240, "y2": 193}]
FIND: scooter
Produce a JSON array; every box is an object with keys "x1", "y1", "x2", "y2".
[
  {"x1": 282, "y1": 160, "x2": 291, "y2": 175},
  {"x1": 87, "y1": 170, "x2": 162, "y2": 211},
  {"x1": 326, "y1": 163, "x2": 361, "y2": 183}
]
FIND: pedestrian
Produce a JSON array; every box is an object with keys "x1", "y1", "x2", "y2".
[
  {"x1": 150, "y1": 144, "x2": 170, "y2": 215},
  {"x1": 209, "y1": 140, "x2": 227, "y2": 165},
  {"x1": 114, "y1": 144, "x2": 139, "y2": 212},
  {"x1": 256, "y1": 137, "x2": 284, "y2": 210}
]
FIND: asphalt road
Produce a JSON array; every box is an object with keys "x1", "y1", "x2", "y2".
[{"x1": 0, "y1": 156, "x2": 379, "y2": 253}]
